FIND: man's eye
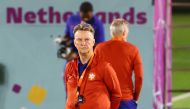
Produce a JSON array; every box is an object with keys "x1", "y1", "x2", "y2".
[
  {"x1": 85, "y1": 39, "x2": 90, "y2": 41},
  {"x1": 77, "y1": 39, "x2": 82, "y2": 41}
]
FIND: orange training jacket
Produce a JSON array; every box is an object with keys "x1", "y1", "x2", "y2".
[
  {"x1": 95, "y1": 39, "x2": 143, "y2": 101},
  {"x1": 64, "y1": 54, "x2": 121, "y2": 109}
]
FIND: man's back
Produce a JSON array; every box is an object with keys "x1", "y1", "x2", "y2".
[{"x1": 95, "y1": 39, "x2": 143, "y2": 101}]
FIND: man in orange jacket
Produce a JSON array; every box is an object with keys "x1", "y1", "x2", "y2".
[
  {"x1": 95, "y1": 19, "x2": 143, "y2": 109},
  {"x1": 64, "y1": 22, "x2": 121, "y2": 109}
]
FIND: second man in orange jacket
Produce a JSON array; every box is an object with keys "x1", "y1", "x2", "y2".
[{"x1": 95, "y1": 19, "x2": 143, "y2": 109}]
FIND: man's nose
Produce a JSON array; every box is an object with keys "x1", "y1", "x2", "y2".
[{"x1": 81, "y1": 40, "x2": 86, "y2": 45}]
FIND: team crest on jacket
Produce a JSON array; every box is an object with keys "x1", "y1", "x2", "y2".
[{"x1": 88, "y1": 73, "x2": 95, "y2": 80}]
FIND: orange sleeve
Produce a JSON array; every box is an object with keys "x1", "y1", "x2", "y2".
[
  {"x1": 64, "y1": 62, "x2": 77, "y2": 109},
  {"x1": 64, "y1": 63, "x2": 69, "y2": 95},
  {"x1": 103, "y1": 63, "x2": 121, "y2": 109},
  {"x1": 133, "y1": 48, "x2": 143, "y2": 101},
  {"x1": 64, "y1": 63, "x2": 74, "y2": 95}
]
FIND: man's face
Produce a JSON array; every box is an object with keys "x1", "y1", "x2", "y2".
[
  {"x1": 74, "y1": 30, "x2": 95, "y2": 54},
  {"x1": 80, "y1": 12, "x2": 93, "y2": 22}
]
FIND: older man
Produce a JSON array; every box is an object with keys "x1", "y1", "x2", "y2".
[
  {"x1": 95, "y1": 19, "x2": 143, "y2": 109},
  {"x1": 64, "y1": 22, "x2": 121, "y2": 109}
]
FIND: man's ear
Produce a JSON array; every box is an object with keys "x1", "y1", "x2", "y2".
[
  {"x1": 74, "y1": 38, "x2": 77, "y2": 47},
  {"x1": 122, "y1": 31, "x2": 126, "y2": 36},
  {"x1": 93, "y1": 38, "x2": 95, "y2": 46},
  {"x1": 123, "y1": 31, "x2": 128, "y2": 40}
]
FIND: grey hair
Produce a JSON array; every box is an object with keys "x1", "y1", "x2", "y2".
[
  {"x1": 110, "y1": 19, "x2": 129, "y2": 37},
  {"x1": 73, "y1": 22, "x2": 95, "y2": 35}
]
